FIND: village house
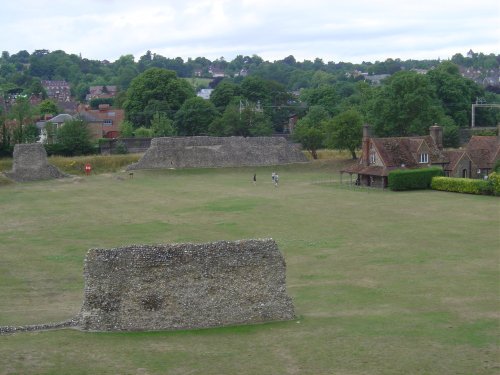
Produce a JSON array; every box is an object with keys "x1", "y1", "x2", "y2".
[
  {"x1": 36, "y1": 113, "x2": 74, "y2": 144},
  {"x1": 442, "y1": 149, "x2": 473, "y2": 178},
  {"x1": 41, "y1": 80, "x2": 78, "y2": 114},
  {"x1": 341, "y1": 125, "x2": 448, "y2": 188},
  {"x1": 208, "y1": 66, "x2": 226, "y2": 78},
  {"x1": 77, "y1": 103, "x2": 124, "y2": 139},
  {"x1": 41, "y1": 80, "x2": 71, "y2": 102},
  {"x1": 85, "y1": 85, "x2": 118, "y2": 101},
  {"x1": 341, "y1": 124, "x2": 500, "y2": 188},
  {"x1": 465, "y1": 134, "x2": 500, "y2": 178}
]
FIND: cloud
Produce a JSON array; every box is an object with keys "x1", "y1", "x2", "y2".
[{"x1": 1, "y1": 0, "x2": 498, "y2": 62}]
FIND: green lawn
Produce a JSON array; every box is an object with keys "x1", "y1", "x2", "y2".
[
  {"x1": 183, "y1": 77, "x2": 213, "y2": 89},
  {"x1": 0, "y1": 159, "x2": 498, "y2": 374}
]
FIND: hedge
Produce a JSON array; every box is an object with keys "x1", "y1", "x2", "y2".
[
  {"x1": 486, "y1": 172, "x2": 500, "y2": 196},
  {"x1": 388, "y1": 167, "x2": 444, "y2": 191},
  {"x1": 431, "y1": 176, "x2": 492, "y2": 195}
]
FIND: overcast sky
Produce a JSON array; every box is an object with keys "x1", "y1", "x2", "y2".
[{"x1": 1, "y1": 0, "x2": 498, "y2": 63}]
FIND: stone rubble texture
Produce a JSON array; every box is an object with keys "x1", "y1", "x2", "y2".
[
  {"x1": 127, "y1": 136, "x2": 308, "y2": 170},
  {"x1": 4, "y1": 143, "x2": 67, "y2": 182},
  {"x1": 76, "y1": 239, "x2": 295, "y2": 331}
]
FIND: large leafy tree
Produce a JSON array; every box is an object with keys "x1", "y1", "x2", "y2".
[
  {"x1": 427, "y1": 61, "x2": 479, "y2": 127},
  {"x1": 300, "y1": 84, "x2": 339, "y2": 115},
  {"x1": 367, "y1": 71, "x2": 445, "y2": 137},
  {"x1": 324, "y1": 109, "x2": 363, "y2": 159},
  {"x1": 124, "y1": 68, "x2": 195, "y2": 127},
  {"x1": 151, "y1": 111, "x2": 175, "y2": 137},
  {"x1": 210, "y1": 80, "x2": 240, "y2": 109},
  {"x1": 10, "y1": 96, "x2": 33, "y2": 144},
  {"x1": 56, "y1": 119, "x2": 93, "y2": 155},
  {"x1": 239, "y1": 104, "x2": 273, "y2": 136},
  {"x1": 209, "y1": 105, "x2": 238, "y2": 136},
  {"x1": 208, "y1": 103, "x2": 273, "y2": 137},
  {"x1": 38, "y1": 99, "x2": 59, "y2": 117},
  {"x1": 292, "y1": 105, "x2": 330, "y2": 159},
  {"x1": 174, "y1": 97, "x2": 218, "y2": 136}
]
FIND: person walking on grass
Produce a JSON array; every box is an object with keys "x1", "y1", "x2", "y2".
[{"x1": 274, "y1": 174, "x2": 279, "y2": 187}]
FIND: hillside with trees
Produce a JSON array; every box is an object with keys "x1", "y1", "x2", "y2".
[{"x1": 0, "y1": 49, "x2": 498, "y2": 157}]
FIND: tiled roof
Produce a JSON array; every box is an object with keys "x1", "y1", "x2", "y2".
[
  {"x1": 372, "y1": 135, "x2": 447, "y2": 168},
  {"x1": 443, "y1": 150, "x2": 467, "y2": 171},
  {"x1": 48, "y1": 113, "x2": 73, "y2": 123},
  {"x1": 466, "y1": 136, "x2": 499, "y2": 168},
  {"x1": 373, "y1": 138, "x2": 418, "y2": 168},
  {"x1": 76, "y1": 112, "x2": 102, "y2": 123}
]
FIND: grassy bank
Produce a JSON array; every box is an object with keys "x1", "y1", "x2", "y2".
[
  {"x1": 0, "y1": 153, "x2": 142, "y2": 176},
  {"x1": 0, "y1": 159, "x2": 498, "y2": 374}
]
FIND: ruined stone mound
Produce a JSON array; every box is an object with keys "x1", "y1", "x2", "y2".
[
  {"x1": 77, "y1": 239, "x2": 295, "y2": 331},
  {"x1": 4, "y1": 143, "x2": 67, "y2": 182},
  {"x1": 127, "y1": 136, "x2": 308, "y2": 170}
]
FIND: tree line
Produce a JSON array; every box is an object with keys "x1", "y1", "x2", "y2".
[{"x1": 0, "y1": 49, "x2": 499, "y2": 157}]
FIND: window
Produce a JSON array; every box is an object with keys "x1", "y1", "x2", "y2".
[
  {"x1": 419, "y1": 153, "x2": 429, "y2": 163},
  {"x1": 369, "y1": 152, "x2": 376, "y2": 164},
  {"x1": 103, "y1": 119, "x2": 113, "y2": 126}
]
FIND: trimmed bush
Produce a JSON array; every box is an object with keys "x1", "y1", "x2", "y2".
[
  {"x1": 431, "y1": 176, "x2": 492, "y2": 195},
  {"x1": 488, "y1": 172, "x2": 500, "y2": 196},
  {"x1": 388, "y1": 167, "x2": 443, "y2": 191}
]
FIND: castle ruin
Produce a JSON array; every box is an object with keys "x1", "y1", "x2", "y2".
[
  {"x1": 3, "y1": 143, "x2": 67, "y2": 182},
  {"x1": 77, "y1": 239, "x2": 295, "y2": 331},
  {"x1": 127, "y1": 136, "x2": 308, "y2": 170}
]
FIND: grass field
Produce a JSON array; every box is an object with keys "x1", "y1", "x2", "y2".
[
  {"x1": 183, "y1": 77, "x2": 213, "y2": 89},
  {"x1": 0, "y1": 156, "x2": 498, "y2": 374}
]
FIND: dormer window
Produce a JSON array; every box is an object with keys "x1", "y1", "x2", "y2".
[
  {"x1": 419, "y1": 153, "x2": 429, "y2": 163},
  {"x1": 369, "y1": 152, "x2": 376, "y2": 164}
]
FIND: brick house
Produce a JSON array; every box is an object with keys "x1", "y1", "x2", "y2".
[
  {"x1": 442, "y1": 150, "x2": 474, "y2": 178},
  {"x1": 76, "y1": 104, "x2": 124, "y2": 139},
  {"x1": 442, "y1": 131, "x2": 499, "y2": 179},
  {"x1": 85, "y1": 85, "x2": 118, "y2": 101},
  {"x1": 341, "y1": 125, "x2": 500, "y2": 187},
  {"x1": 341, "y1": 125, "x2": 449, "y2": 188},
  {"x1": 466, "y1": 134, "x2": 500, "y2": 178},
  {"x1": 41, "y1": 80, "x2": 71, "y2": 102},
  {"x1": 208, "y1": 66, "x2": 226, "y2": 78}
]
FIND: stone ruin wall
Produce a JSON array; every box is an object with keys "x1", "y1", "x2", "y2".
[
  {"x1": 3, "y1": 143, "x2": 67, "y2": 182},
  {"x1": 76, "y1": 239, "x2": 295, "y2": 331},
  {"x1": 127, "y1": 136, "x2": 308, "y2": 170}
]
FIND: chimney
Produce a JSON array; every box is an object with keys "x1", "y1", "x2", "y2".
[
  {"x1": 98, "y1": 103, "x2": 110, "y2": 112},
  {"x1": 362, "y1": 124, "x2": 372, "y2": 166},
  {"x1": 429, "y1": 124, "x2": 443, "y2": 150}
]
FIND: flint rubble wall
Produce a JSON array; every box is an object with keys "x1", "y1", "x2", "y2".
[
  {"x1": 4, "y1": 143, "x2": 67, "y2": 182},
  {"x1": 127, "y1": 136, "x2": 307, "y2": 170},
  {"x1": 77, "y1": 239, "x2": 295, "y2": 331}
]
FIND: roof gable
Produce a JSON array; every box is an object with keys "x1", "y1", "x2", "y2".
[
  {"x1": 372, "y1": 138, "x2": 417, "y2": 168},
  {"x1": 443, "y1": 150, "x2": 470, "y2": 170},
  {"x1": 371, "y1": 135, "x2": 447, "y2": 168},
  {"x1": 466, "y1": 136, "x2": 499, "y2": 166}
]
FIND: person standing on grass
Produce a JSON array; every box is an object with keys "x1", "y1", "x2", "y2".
[
  {"x1": 253, "y1": 173, "x2": 257, "y2": 185},
  {"x1": 272, "y1": 172, "x2": 276, "y2": 183},
  {"x1": 274, "y1": 174, "x2": 279, "y2": 187}
]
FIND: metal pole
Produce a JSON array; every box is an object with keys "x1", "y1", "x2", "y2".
[{"x1": 471, "y1": 103, "x2": 475, "y2": 128}]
